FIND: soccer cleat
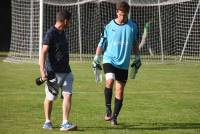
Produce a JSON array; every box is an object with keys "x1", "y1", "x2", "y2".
[
  {"x1": 60, "y1": 122, "x2": 77, "y2": 131},
  {"x1": 111, "y1": 118, "x2": 117, "y2": 126},
  {"x1": 104, "y1": 114, "x2": 112, "y2": 121},
  {"x1": 42, "y1": 122, "x2": 53, "y2": 130}
]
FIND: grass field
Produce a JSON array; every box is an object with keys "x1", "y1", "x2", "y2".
[{"x1": 0, "y1": 61, "x2": 200, "y2": 134}]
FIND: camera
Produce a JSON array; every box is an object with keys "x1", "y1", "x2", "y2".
[
  {"x1": 35, "y1": 77, "x2": 46, "y2": 85},
  {"x1": 35, "y1": 71, "x2": 55, "y2": 86}
]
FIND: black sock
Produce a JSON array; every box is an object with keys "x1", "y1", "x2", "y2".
[
  {"x1": 113, "y1": 98, "x2": 123, "y2": 119},
  {"x1": 104, "y1": 87, "x2": 112, "y2": 115}
]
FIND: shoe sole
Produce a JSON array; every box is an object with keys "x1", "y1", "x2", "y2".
[{"x1": 60, "y1": 125, "x2": 77, "y2": 131}]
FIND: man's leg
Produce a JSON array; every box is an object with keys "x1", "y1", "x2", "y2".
[
  {"x1": 43, "y1": 99, "x2": 53, "y2": 129},
  {"x1": 112, "y1": 81, "x2": 125, "y2": 125},
  {"x1": 43, "y1": 84, "x2": 57, "y2": 129},
  {"x1": 62, "y1": 93, "x2": 71, "y2": 123},
  {"x1": 44, "y1": 99, "x2": 53, "y2": 122},
  {"x1": 60, "y1": 73, "x2": 77, "y2": 131},
  {"x1": 60, "y1": 92, "x2": 77, "y2": 131},
  {"x1": 103, "y1": 64, "x2": 116, "y2": 121},
  {"x1": 104, "y1": 78, "x2": 114, "y2": 120}
]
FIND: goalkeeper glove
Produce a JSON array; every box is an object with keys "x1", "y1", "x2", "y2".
[
  {"x1": 92, "y1": 55, "x2": 102, "y2": 83},
  {"x1": 144, "y1": 22, "x2": 150, "y2": 29},
  {"x1": 93, "y1": 55, "x2": 101, "y2": 64},
  {"x1": 142, "y1": 22, "x2": 150, "y2": 38},
  {"x1": 129, "y1": 55, "x2": 141, "y2": 79}
]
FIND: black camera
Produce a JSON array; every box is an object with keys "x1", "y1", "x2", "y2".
[
  {"x1": 35, "y1": 77, "x2": 46, "y2": 85},
  {"x1": 35, "y1": 71, "x2": 55, "y2": 86}
]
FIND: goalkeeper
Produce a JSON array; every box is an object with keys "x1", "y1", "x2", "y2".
[
  {"x1": 93, "y1": 1, "x2": 141, "y2": 126},
  {"x1": 38, "y1": 10, "x2": 76, "y2": 131}
]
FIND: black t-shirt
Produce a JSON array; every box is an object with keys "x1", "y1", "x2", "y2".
[{"x1": 43, "y1": 26, "x2": 71, "y2": 73}]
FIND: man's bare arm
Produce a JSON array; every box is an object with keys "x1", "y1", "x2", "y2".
[{"x1": 39, "y1": 45, "x2": 49, "y2": 80}]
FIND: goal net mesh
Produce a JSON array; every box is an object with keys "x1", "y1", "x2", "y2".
[{"x1": 5, "y1": 0, "x2": 200, "y2": 63}]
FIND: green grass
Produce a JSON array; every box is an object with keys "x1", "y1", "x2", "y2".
[{"x1": 0, "y1": 61, "x2": 200, "y2": 134}]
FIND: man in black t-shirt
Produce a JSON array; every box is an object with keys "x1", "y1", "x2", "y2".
[{"x1": 39, "y1": 10, "x2": 77, "y2": 131}]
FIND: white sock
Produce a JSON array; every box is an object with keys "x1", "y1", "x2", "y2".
[
  {"x1": 45, "y1": 119, "x2": 51, "y2": 123},
  {"x1": 62, "y1": 120, "x2": 69, "y2": 124}
]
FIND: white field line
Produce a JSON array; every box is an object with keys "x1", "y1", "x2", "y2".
[
  {"x1": 0, "y1": 90, "x2": 200, "y2": 95},
  {"x1": 10, "y1": 68, "x2": 177, "y2": 71},
  {"x1": 75, "y1": 90, "x2": 200, "y2": 94}
]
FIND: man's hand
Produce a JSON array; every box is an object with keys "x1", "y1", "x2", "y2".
[
  {"x1": 130, "y1": 55, "x2": 141, "y2": 79},
  {"x1": 35, "y1": 71, "x2": 54, "y2": 86},
  {"x1": 92, "y1": 55, "x2": 102, "y2": 83},
  {"x1": 135, "y1": 55, "x2": 141, "y2": 69},
  {"x1": 93, "y1": 55, "x2": 102, "y2": 71},
  {"x1": 93, "y1": 55, "x2": 101, "y2": 64},
  {"x1": 35, "y1": 77, "x2": 46, "y2": 85},
  {"x1": 144, "y1": 22, "x2": 150, "y2": 29}
]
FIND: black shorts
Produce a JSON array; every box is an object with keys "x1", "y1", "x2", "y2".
[{"x1": 103, "y1": 63, "x2": 128, "y2": 83}]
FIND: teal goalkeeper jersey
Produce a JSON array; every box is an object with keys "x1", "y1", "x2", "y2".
[{"x1": 98, "y1": 19, "x2": 139, "y2": 70}]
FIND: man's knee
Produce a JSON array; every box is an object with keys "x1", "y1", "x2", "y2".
[
  {"x1": 106, "y1": 79, "x2": 114, "y2": 88},
  {"x1": 62, "y1": 92, "x2": 72, "y2": 100},
  {"x1": 105, "y1": 73, "x2": 115, "y2": 88},
  {"x1": 115, "y1": 91, "x2": 124, "y2": 100}
]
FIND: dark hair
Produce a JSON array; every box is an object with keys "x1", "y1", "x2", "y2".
[
  {"x1": 116, "y1": 1, "x2": 130, "y2": 13},
  {"x1": 56, "y1": 10, "x2": 71, "y2": 22}
]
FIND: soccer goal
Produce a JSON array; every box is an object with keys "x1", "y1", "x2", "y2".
[{"x1": 5, "y1": 0, "x2": 200, "y2": 63}]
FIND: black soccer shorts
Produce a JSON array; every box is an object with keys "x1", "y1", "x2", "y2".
[{"x1": 103, "y1": 63, "x2": 128, "y2": 83}]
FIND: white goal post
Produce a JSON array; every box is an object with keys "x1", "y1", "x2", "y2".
[{"x1": 5, "y1": 0, "x2": 200, "y2": 63}]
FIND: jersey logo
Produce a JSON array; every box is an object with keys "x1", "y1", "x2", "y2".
[{"x1": 111, "y1": 29, "x2": 116, "y2": 32}]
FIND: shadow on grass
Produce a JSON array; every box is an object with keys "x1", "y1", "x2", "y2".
[
  {"x1": 120, "y1": 122, "x2": 200, "y2": 130},
  {"x1": 52, "y1": 125, "x2": 85, "y2": 132},
  {"x1": 83, "y1": 122, "x2": 200, "y2": 131}
]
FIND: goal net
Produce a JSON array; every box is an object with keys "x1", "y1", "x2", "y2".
[{"x1": 5, "y1": 0, "x2": 200, "y2": 63}]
